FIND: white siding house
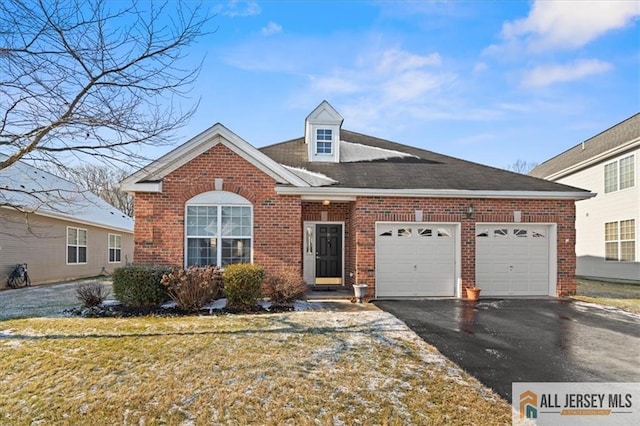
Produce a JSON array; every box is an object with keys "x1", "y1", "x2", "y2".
[{"x1": 531, "y1": 114, "x2": 639, "y2": 283}]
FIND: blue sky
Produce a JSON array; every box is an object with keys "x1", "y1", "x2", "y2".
[{"x1": 170, "y1": 0, "x2": 639, "y2": 169}]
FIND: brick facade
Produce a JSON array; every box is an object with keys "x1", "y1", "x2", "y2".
[
  {"x1": 134, "y1": 143, "x2": 302, "y2": 274},
  {"x1": 133, "y1": 144, "x2": 577, "y2": 298}
]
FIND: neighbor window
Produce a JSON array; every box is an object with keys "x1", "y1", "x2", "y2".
[
  {"x1": 316, "y1": 129, "x2": 332, "y2": 154},
  {"x1": 605, "y1": 219, "x2": 636, "y2": 261},
  {"x1": 108, "y1": 234, "x2": 122, "y2": 263},
  {"x1": 67, "y1": 227, "x2": 87, "y2": 264},
  {"x1": 604, "y1": 155, "x2": 635, "y2": 193},
  {"x1": 185, "y1": 205, "x2": 252, "y2": 267}
]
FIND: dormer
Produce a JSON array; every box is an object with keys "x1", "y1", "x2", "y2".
[{"x1": 305, "y1": 101, "x2": 344, "y2": 163}]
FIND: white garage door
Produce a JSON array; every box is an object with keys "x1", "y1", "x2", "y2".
[
  {"x1": 476, "y1": 225, "x2": 551, "y2": 296},
  {"x1": 376, "y1": 223, "x2": 456, "y2": 297}
]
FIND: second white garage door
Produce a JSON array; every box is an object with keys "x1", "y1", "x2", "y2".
[
  {"x1": 476, "y1": 224, "x2": 553, "y2": 296},
  {"x1": 376, "y1": 223, "x2": 457, "y2": 297}
]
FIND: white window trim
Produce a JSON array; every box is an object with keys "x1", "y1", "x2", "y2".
[
  {"x1": 604, "y1": 154, "x2": 635, "y2": 194},
  {"x1": 184, "y1": 204, "x2": 254, "y2": 268},
  {"x1": 108, "y1": 233, "x2": 122, "y2": 264},
  {"x1": 67, "y1": 226, "x2": 88, "y2": 265}
]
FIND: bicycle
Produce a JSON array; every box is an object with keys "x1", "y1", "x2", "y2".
[{"x1": 7, "y1": 263, "x2": 31, "y2": 288}]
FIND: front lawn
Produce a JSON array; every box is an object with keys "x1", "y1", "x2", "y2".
[
  {"x1": 0, "y1": 311, "x2": 511, "y2": 425},
  {"x1": 573, "y1": 279, "x2": 640, "y2": 314}
]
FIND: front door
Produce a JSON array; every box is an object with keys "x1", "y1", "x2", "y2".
[{"x1": 315, "y1": 224, "x2": 342, "y2": 285}]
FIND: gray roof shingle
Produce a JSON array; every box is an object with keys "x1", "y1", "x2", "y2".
[
  {"x1": 530, "y1": 113, "x2": 640, "y2": 179},
  {"x1": 260, "y1": 129, "x2": 588, "y2": 193}
]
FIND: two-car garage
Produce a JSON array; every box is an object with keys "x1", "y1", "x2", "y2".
[{"x1": 375, "y1": 222, "x2": 555, "y2": 298}]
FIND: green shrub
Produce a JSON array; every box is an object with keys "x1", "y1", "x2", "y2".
[
  {"x1": 223, "y1": 264, "x2": 265, "y2": 309},
  {"x1": 262, "y1": 266, "x2": 308, "y2": 305},
  {"x1": 112, "y1": 265, "x2": 170, "y2": 307},
  {"x1": 161, "y1": 266, "x2": 222, "y2": 312}
]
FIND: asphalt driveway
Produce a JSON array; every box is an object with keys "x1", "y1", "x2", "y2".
[{"x1": 374, "y1": 298, "x2": 640, "y2": 402}]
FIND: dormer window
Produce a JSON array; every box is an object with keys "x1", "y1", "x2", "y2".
[{"x1": 316, "y1": 129, "x2": 333, "y2": 154}]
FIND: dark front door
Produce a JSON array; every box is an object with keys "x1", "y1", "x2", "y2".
[{"x1": 315, "y1": 224, "x2": 342, "y2": 284}]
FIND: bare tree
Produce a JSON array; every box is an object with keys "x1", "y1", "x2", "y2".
[
  {"x1": 65, "y1": 165, "x2": 134, "y2": 216},
  {"x1": 505, "y1": 159, "x2": 538, "y2": 174},
  {"x1": 0, "y1": 0, "x2": 209, "y2": 212}
]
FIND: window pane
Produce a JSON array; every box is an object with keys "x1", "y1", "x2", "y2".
[
  {"x1": 605, "y1": 222, "x2": 618, "y2": 241},
  {"x1": 78, "y1": 229, "x2": 87, "y2": 246},
  {"x1": 620, "y1": 242, "x2": 635, "y2": 261},
  {"x1": 186, "y1": 238, "x2": 217, "y2": 266},
  {"x1": 514, "y1": 229, "x2": 527, "y2": 238},
  {"x1": 78, "y1": 247, "x2": 87, "y2": 263},
  {"x1": 619, "y1": 155, "x2": 635, "y2": 190},
  {"x1": 605, "y1": 242, "x2": 618, "y2": 261},
  {"x1": 604, "y1": 162, "x2": 618, "y2": 193},
  {"x1": 419, "y1": 228, "x2": 433, "y2": 237},
  {"x1": 221, "y1": 238, "x2": 250, "y2": 266},
  {"x1": 115, "y1": 249, "x2": 121, "y2": 262},
  {"x1": 476, "y1": 229, "x2": 489, "y2": 237},
  {"x1": 67, "y1": 228, "x2": 77, "y2": 245},
  {"x1": 109, "y1": 248, "x2": 116, "y2": 262},
  {"x1": 68, "y1": 246, "x2": 77, "y2": 263},
  {"x1": 620, "y1": 219, "x2": 635, "y2": 240},
  {"x1": 398, "y1": 228, "x2": 412, "y2": 237},
  {"x1": 494, "y1": 229, "x2": 508, "y2": 237},
  {"x1": 437, "y1": 228, "x2": 451, "y2": 237}
]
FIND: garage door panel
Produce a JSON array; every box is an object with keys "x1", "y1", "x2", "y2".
[
  {"x1": 476, "y1": 224, "x2": 551, "y2": 296},
  {"x1": 377, "y1": 223, "x2": 456, "y2": 297}
]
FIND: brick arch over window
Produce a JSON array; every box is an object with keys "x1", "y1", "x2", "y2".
[
  {"x1": 184, "y1": 191, "x2": 253, "y2": 267},
  {"x1": 181, "y1": 183, "x2": 258, "y2": 205}
]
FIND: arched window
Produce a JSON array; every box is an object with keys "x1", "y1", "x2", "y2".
[{"x1": 184, "y1": 191, "x2": 252, "y2": 267}]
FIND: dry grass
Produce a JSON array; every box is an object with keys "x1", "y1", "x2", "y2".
[
  {"x1": 573, "y1": 279, "x2": 640, "y2": 314},
  {"x1": 0, "y1": 311, "x2": 511, "y2": 425}
]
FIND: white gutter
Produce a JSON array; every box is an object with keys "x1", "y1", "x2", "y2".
[
  {"x1": 543, "y1": 137, "x2": 640, "y2": 181},
  {"x1": 275, "y1": 186, "x2": 596, "y2": 200}
]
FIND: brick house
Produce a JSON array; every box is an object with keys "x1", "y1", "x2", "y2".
[{"x1": 122, "y1": 101, "x2": 593, "y2": 298}]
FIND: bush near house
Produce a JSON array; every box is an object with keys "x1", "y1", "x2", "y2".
[
  {"x1": 262, "y1": 266, "x2": 308, "y2": 305},
  {"x1": 112, "y1": 265, "x2": 170, "y2": 307},
  {"x1": 75, "y1": 282, "x2": 111, "y2": 308},
  {"x1": 161, "y1": 266, "x2": 223, "y2": 312},
  {"x1": 223, "y1": 264, "x2": 265, "y2": 310}
]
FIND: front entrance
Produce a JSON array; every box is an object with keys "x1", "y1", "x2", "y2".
[{"x1": 303, "y1": 222, "x2": 344, "y2": 286}]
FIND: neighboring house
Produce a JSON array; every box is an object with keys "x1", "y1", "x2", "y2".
[
  {"x1": 122, "y1": 101, "x2": 593, "y2": 298},
  {"x1": 530, "y1": 114, "x2": 640, "y2": 284},
  {"x1": 0, "y1": 157, "x2": 134, "y2": 287}
]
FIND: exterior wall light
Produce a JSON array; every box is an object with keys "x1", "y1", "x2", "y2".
[
  {"x1": 322, "y1": 200, "x2": 330, "y2": 206},
  {"x1": 466, "y1": 204, "x2": 474, "y2": 218}
]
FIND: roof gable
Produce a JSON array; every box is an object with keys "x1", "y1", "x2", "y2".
[{"x1": 121, "y1": 123, "x2": 310, "y2": 192}]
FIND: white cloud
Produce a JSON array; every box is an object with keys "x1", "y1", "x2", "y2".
[
  {"x1": 309, "y1": 76, "x2": 360, "y2": 94},
  {"x1": 261, "y1": 21, "x2": 282, "y2": 36},
  {"x1": 215, "y1": 1, "x2": 261, "y2": 18},
  {"x1": 522, "y1": 59, "x2": 612, "y2": 87},
  {"x1": 473, "y1": 62, "x2": 488, "y2": 74},
  {"x1": 377, "y1": 49, "x2": 442, "y2": 73},
  {"x1": 502, "y1": 0, "x2": 639, "y2": 51}
]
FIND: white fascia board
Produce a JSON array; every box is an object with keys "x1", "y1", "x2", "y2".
[
  {"x1": 120, "y1": 124, "x2": 310, "y2": 192},
  {"x1": 1, "y1": 206, "x2": 134, "y2": 234},
  {"x1": 275, "y1": 186, "x2": 596, "y2": 200},
  {"x1": 121, "y1": 181, "x2": 162, "y2": 193},
  {"x1": 544, "y1": 137, "x2": 640, "y2": 181}
]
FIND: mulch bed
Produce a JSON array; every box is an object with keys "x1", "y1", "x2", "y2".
[{"x1": 63, "y1": 302, "x2": 295, "y2": 318}]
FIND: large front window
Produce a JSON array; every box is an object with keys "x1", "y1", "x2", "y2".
[{"x1": 186, "y1": 205, "x2": 252, "y2": 267}]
